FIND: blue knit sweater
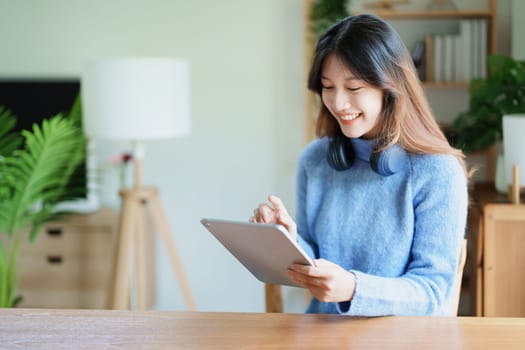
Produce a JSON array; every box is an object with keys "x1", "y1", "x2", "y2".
[{"x1": 295, "y1": 137, "x2": 468, "y2": 316}]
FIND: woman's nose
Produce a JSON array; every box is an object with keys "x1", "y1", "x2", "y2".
[{"x1": 333, "y1": 90, "x2": 352, "y2": 111}]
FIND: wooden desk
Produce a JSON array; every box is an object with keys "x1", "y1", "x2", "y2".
[{"x1": 1, "y1": 309, "x2": 525, "y2": 349}]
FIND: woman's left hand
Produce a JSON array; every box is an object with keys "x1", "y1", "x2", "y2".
[{"x1": 287, "y1": 259, "x2": 356, "y2": 303}]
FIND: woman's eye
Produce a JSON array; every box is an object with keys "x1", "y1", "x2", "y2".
[{"x1": 348, "y1": 87, "x2": 362, "y2": 92}]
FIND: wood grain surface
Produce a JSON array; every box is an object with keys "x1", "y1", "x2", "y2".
[{"x1": 1, "y1": 308, "x2": 525, "y2": 349}]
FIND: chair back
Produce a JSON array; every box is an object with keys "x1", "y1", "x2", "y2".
[{"x1": 449, "y1": 238, "x2": 468, "y2": 316}]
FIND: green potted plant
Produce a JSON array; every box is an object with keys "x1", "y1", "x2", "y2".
[
  {"x1": 451, "y1": 55, "x2": 525, "y2": 154},
  {"x1": 0, "y1": 98, "x2": 85, "y2": 307}
]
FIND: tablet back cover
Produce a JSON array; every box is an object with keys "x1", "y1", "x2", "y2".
[{"x1": 201, "y1": 218, "x2": 313, "y2": 287}]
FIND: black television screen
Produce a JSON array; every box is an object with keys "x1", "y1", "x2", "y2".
[
  {"x1": 0, "y1": 79, "x2": 80, "y2": 131},
  {"x1": 0, "y1": 79, "x2": 99, "y2": 213}
]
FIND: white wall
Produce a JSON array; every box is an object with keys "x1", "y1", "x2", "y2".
[
  {"x1": 512, "y1": 0, "x2": 525, "y2": 59},
  {"x1": 0, "y1": 0, "x2": 305, "y2": 312}
]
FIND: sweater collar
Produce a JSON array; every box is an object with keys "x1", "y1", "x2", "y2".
[{"x1": 349, "y1": 138, "x2": 376, "y2": 162}]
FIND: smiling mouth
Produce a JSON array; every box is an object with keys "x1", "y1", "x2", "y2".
[{"x1": 340, "y1": 113, "x2": 360, "y2": 121}]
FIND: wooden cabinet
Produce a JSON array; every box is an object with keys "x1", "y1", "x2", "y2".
[
  {"x1": 464, "y1": 182, "x2": 525, "y2": 317},
  {"x1": 481, "y1": 203, "x2": 525, "y2": 316},
  {"x1": 16, "y1": 208, "x2": 118, "y2": 309}
]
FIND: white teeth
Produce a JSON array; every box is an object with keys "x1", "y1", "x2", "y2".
[{"x1": 340, "y1": 113, "x2": 359, "y2": 121}]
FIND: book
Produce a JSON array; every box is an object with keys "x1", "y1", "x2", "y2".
[
  {"x1": 425, "y1": 33, "x2": 435, "y2": 83},
  {"x1": 471, "y1": 19, "x2": 480, "y2": 79},
  {"x1": 479, "y1": 19, "x2": 488, "y2": 78},
  {"x1": 434, "y1": 35, "x2": 444, "y2": 83},
  {"x1": 459, "y1": 20, "x2": 472, "y2": 84},
  {"x1": 444, "y1": 34, "x2": 455, "y2": 83},
  {"x1": 454, "y1": 34, "x2": 463, "y2": 83}
]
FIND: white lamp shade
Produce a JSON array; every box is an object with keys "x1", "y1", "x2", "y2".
[
  {"x1": 82, "y1": 58, "x2": 191, "y2": 140},
  {"x1": 503, "y1": 114, "x2": 525, "y2": 186}
]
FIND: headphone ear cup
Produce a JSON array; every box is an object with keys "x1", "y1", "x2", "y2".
[
  {"x1": 370, "y1": 144, "x2": 408, "y2": 176},
  {"x1": 327, "y1": 137, "x2": 355, "y2": 171}
]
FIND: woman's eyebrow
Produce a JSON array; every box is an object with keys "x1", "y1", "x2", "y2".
[{"x1": 321, "y1": 76, "x2": 359, "y2": 81}]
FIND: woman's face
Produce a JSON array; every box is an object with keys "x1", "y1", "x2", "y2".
[{"x1": 321, "y1": 53, "x2": 383, "y2": 139}]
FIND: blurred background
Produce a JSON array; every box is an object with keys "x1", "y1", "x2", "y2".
[{"x1": 0, "y1": 0, "x2": 520, "y2": 313}]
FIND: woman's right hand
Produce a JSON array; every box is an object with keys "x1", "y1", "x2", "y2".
[{"x1": 249, "y1": 195, "x2": 297, "y2": 240}]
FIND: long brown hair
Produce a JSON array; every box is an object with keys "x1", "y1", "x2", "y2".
[{"x1": 307, "y1": 14, "x2": 467, "y2": 176}]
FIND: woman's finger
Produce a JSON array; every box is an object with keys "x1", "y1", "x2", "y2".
[
  {"x1": 269, "y1": 195, "x2": 289, "y2": 216},
  {"x1": 255, "y1": 203, "x2": 276, "y2": 223},
  {"x1": 268, "y1": 195, "x2": 297, "y2": 236}
]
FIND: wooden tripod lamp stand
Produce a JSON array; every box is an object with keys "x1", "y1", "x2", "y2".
[{"x1": 82, "y1": 58, "x2": 196, "y2": 310}]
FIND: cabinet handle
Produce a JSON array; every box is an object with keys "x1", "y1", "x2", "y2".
[
  {"x1": 46, "y1": 228, "x2": 63, "y2": 237},
  {"x1": 47, "y1": 255, "x2": 63, "y2": 264}
]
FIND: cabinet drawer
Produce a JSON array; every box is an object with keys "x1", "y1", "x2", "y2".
[
  {"x1": 17, "y1": 254, "x2": 113, "y2": 290},
  {"x1": 20, "y1": 227, "x2": 116, "y2": 257},
  {"x1": 17, "y1": 289, "x2": 107, "y2": 309}
]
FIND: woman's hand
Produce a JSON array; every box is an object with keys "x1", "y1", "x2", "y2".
[
  {"x1": 287, "y1": 259, "x2": 356, "y2": 303},
  {"x1": 249, "y1": 195, "x2": 297, "y2": 240}
]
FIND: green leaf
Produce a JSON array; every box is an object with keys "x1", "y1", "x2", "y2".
[
  {"x1": 0, "y1": 239, "x2": 21, "y2": 307},
  {"x1": 0, "y1": 107, "x2": 23, "y2": 158},
  {"x1": 0, "y1": 242, "x2": 6, "y2": 306},
  {"x1": 0, "y1": 115, "x2": 84, "y2": 236},
  {"x1": 5, "y1": 239, "x2": 21, "y2": 307},
  {"x1": 67, "y1": 93, "x2": 83, "y2": 126}
]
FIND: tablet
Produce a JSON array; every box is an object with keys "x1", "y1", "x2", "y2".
[{"x1": 200, "y1": 218, "x2": 314, "y2": 288}]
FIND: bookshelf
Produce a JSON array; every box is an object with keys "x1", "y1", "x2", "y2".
[
  {"x1": 375, "y1": 1, "x2": 497, "y2": 87},
  {"x1": 376, "y1": 9, "x2": 496, "y2": 51},
  {"x1": 374, "y1": 11, "x2": 492, "y2": 18}
]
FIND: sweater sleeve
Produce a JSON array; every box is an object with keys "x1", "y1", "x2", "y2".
[
  {"x1": 337, "y1": 155, "x2": 468, "y2": 316},
  {"x1": 294, "y1": 140, "x2": 323, "y2": 260}
]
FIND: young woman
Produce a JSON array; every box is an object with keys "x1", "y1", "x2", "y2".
[{"x1": 250, "y1": 14, "x2": 468, "y2": 316}]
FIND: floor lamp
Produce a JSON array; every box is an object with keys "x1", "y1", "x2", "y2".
[{"x1": 82, "y1": 58, "x2": 196, "y2": 310}]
